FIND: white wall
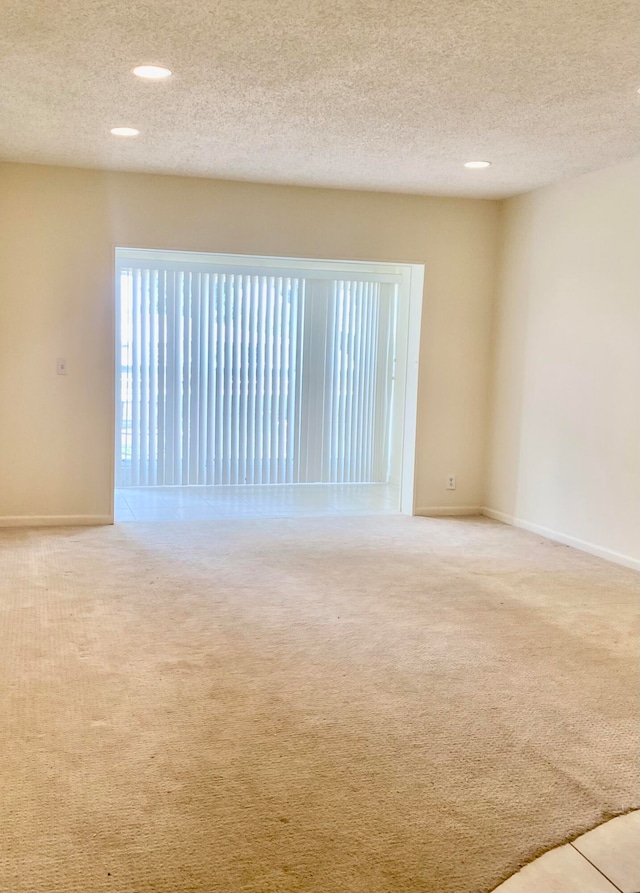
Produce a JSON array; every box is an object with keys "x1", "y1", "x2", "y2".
[
  {"x1": 0, "y1": 163, "x2": 500, "y2": 522},
  {"x1": 486, "y1": 158, "x2": 640, "y2": 568}
]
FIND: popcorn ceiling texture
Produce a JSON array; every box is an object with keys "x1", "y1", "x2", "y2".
[{"x1": 0, "y1": 0, "x2": 638, "y2": 197}]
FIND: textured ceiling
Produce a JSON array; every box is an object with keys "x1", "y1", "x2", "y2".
[{"x1": 0, "y1": 0, "x2": 638, "y2": 197}]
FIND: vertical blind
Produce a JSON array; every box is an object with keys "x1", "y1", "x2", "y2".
[{"x1": 116, "y1": 253, "x2": 399, "y2": 488}]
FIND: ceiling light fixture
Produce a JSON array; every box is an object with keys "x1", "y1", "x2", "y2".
[
  {"x1": 110, "y1": 127, "x2": 140, "y2": 137},
  {"x1": 132, "y1": 64, "x2": 172, "y2": 80},
  {"x1": 464, "y1": 160, "x2": 491, "y2": 169}
]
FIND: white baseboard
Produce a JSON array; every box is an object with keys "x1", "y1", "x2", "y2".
[
  {"x1": 0, "y1": 515, "x2": 113, "y2": 528},
  {"x1": 415, "y1": 506, "x2": 483, "y2": 517},
  {"x1": 482, "y1": 507, "x2": 640, "y2": 572}
]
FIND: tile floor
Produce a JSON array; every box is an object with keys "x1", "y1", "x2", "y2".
[
  {"x1": 493, "y1": 810, "x2": 640, "y2": 893},
  {"x1": 115, "y1": 482, "x2": 400, "y2": 522}
]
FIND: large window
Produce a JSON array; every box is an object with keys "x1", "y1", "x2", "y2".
[{"x1": 115, "y1": 249, "x2": 405, "y2": 489}]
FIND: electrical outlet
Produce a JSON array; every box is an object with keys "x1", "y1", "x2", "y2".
[
  {"x1": 446, "y1": 474, "x2": 456, "y2": 490},
  {"x1": 56, "y1": 358, "x2": 67, "y2": 375}
]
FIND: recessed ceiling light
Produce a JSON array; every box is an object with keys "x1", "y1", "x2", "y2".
[
  {"x1": 464, "y1": 160, "x2": 491, "y2": 169},
  {"x1": 132, "y1": 64, "x2": 172, "y2": 80},
  {"x1": 110, "y1": 127, "x2": 140, "y2": 137}
]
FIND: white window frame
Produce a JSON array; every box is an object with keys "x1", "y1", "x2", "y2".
[{"x1": 113, "y1": 248, "x2": 424, "y2": 514}]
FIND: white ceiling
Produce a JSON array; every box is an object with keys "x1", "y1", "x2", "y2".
[{"x1": 0, "y1": 0, "x2": 638, "y2": 198}]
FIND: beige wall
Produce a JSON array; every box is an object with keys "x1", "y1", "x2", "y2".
[
  {"x1": 486, "y1": 158, "x2": 640, "y2": 567},
  {"x1": 0, "y1": 162, "x2": 500, "y2": 521}
]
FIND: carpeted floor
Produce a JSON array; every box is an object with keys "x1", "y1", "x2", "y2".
[{"x1": 0, "y1": 515, "x2": 638, "y2": 893}]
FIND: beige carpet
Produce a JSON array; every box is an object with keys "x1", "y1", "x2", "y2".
[{"x1": 0, "y1": 515, "x2": 638, "y2": 893}]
